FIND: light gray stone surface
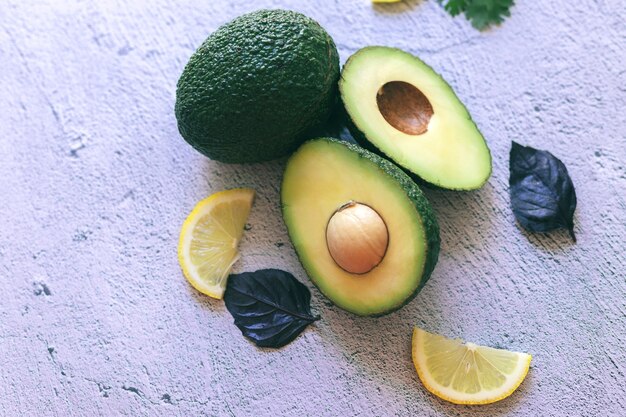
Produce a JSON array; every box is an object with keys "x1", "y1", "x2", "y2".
[{"x1": 1, "y1": 0, "x2": 625, "y2": 416}]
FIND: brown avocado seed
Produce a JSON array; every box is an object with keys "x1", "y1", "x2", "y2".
[
  {"x1": 376, "y1": 81, "x2": 433, "y2": 135},
  {"x1": 325, "y1": 202, "x2": 389, "y2": 274}
]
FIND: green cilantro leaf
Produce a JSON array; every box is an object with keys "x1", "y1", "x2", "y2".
[
  {"x1": 437, "y1": 0, "x2": 514, "y2": 30},
  {"x1": 442, "y1": 0, "x2": 469, "y2": 16}
]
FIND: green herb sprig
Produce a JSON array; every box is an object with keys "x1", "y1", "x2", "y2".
[{"x1": 436, "y1": 0, "x2": 515, "y2": 30}]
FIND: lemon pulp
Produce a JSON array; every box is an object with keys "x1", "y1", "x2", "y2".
[
  {"x1": 412, "y1": 327, "x2": 532, "y2": 405},
  {"x1": 178, "y1": 188, "x2": 255, "y2": 299}
]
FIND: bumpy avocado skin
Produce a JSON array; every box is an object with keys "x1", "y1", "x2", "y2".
[
  {"x1": 283, "y1": 138, "x2": 440, "y2": 316},
  {"x1": 175, "y1": 10, "x2": 340, "y2": 163}
]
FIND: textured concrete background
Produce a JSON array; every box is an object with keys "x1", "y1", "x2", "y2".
[{"x1": 1, "y1": 1, "x2": 625, "y2": 416}]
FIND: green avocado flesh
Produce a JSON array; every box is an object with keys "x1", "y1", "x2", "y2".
[
  {"x1": 175, "y1": 10, "x2": 340, "y2": 163},
  {"x1": 340, "y1": 46, "x2": 492, "y2": 190},
  {"x1": 281, "y1": 138, "x2": 440, "y2": 316}
]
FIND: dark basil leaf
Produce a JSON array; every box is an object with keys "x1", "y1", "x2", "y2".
[
  {"x1": 509, "y1": 141, "x2": 577, "y2": 241},
  {"x1": 224, "y1": 269, "x2": 320, "y2": 348}
]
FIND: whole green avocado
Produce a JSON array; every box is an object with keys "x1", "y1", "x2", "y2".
[{"x1": 175, "y1": 10, "x2": 340, "y2": 163}]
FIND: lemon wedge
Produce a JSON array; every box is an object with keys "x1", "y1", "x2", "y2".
[
  {"x1": 412, "y1": 327, "x2": 532, "y2": 405},
  {"x1": 178, "y1": 188, "x2": 255, "y2": 299}
]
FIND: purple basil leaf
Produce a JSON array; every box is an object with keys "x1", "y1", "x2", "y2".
[
  {"x1": 224, "y1": 269, "x2": 320, "y2": 348},
  {"x1": 509, "y1": 142, "x2": 577, "y2": 241}
]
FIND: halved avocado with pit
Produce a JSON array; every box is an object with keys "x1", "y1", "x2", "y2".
[
  {"x1": 281, "y1": 138, "x2": 439, "y2": 316},
  {"x1": 340, "y1": 46, "x2": 492, "y2": 190}
]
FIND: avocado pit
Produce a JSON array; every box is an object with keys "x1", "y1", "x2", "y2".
[
  {"x1": 325, "y1": 202, "x2": 389, "y2": 274},
  {"x1": 376, "y1": 81, "x2": 433, "y2": 135}
]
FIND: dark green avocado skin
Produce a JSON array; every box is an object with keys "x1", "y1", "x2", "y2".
[
  {"x1": 285, "y1": 138, "x2": 440, "y2": 317},
  {"x1": 175, "y1": 10, "x2": 340, "y2": 163}
]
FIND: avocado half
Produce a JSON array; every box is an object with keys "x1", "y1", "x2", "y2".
[
  {"x1": 281, "y1": 138, "x2": 440, "y2": 316},
  {"x1": 340, "y1": 46, "x2": 492, "y2": 190},
  {"x1": 175, "y1": 10, "x2": 340, "y2": 163}
]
